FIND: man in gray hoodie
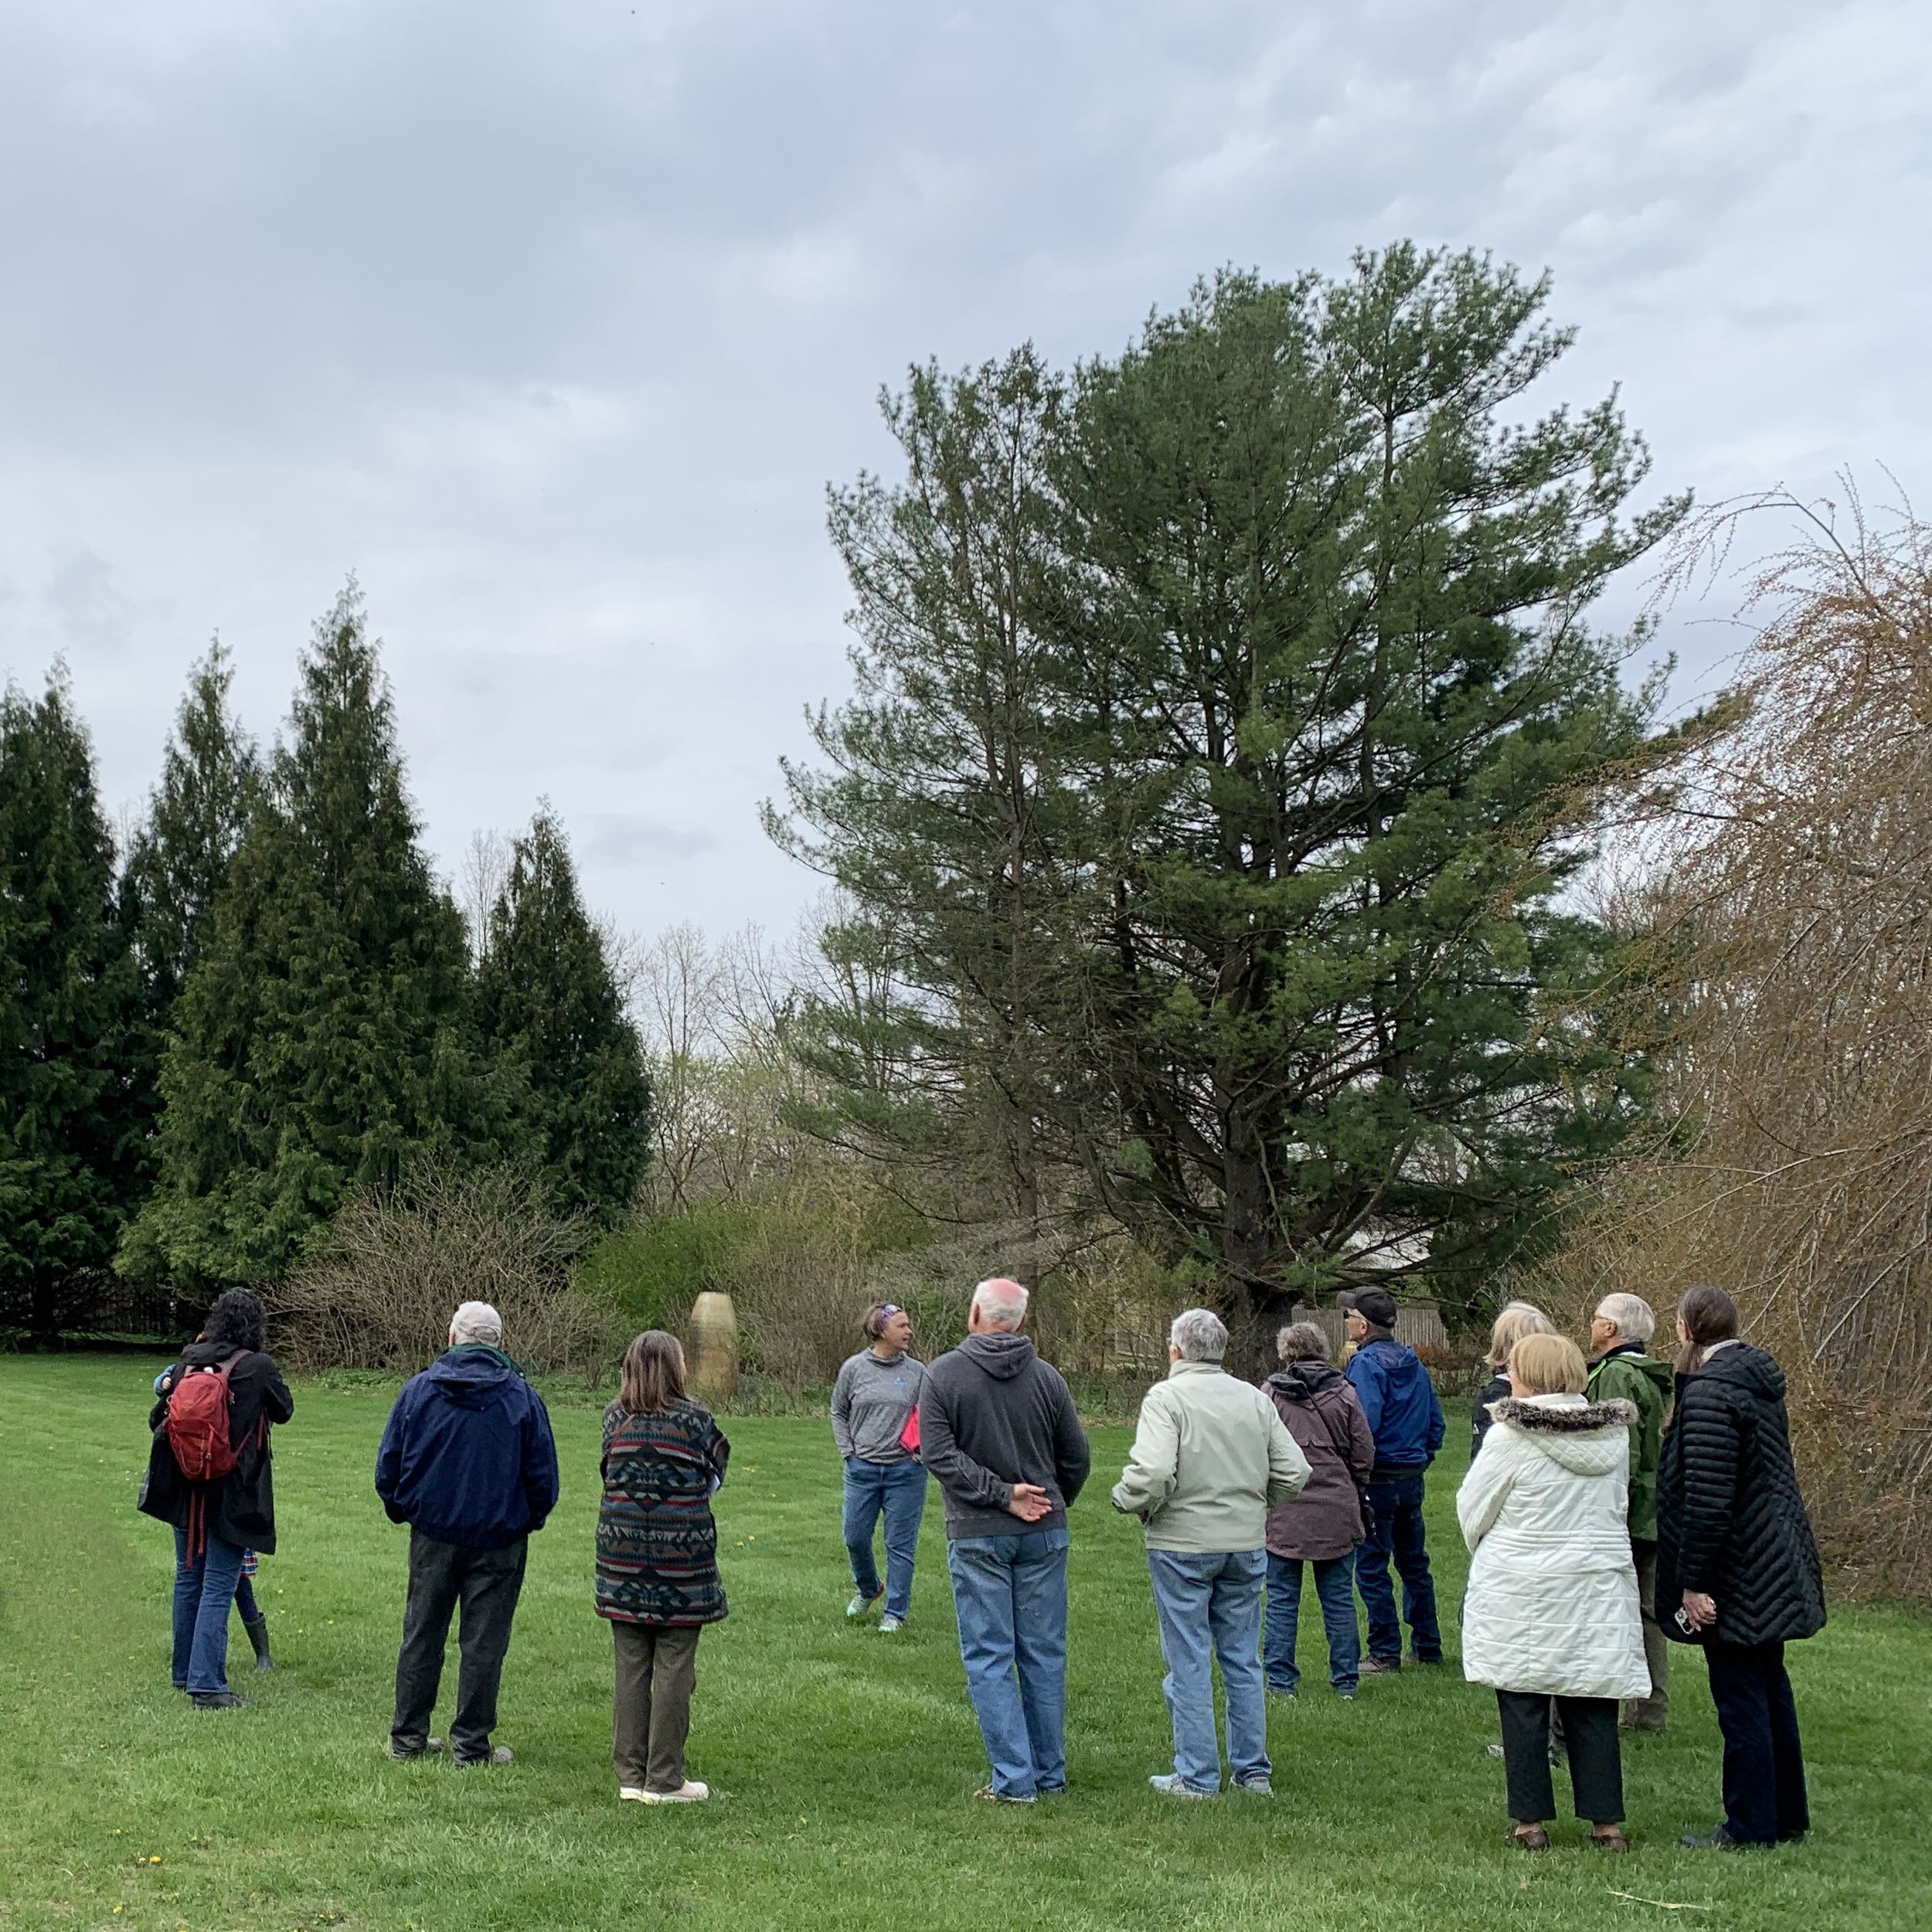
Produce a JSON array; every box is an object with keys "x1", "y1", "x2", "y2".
[{"x1": 919, "y1": 1277, "x2": 1090, "y2": 1802}]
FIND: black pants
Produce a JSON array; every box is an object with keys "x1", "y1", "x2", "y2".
[
  {"x1": 391, "y1": 1531, "x2": 528, "y2": 1763},
  {"x1": 1497, "y1": 1690, "x2": 1624, "y2": 1824},
  {"x1": 1705, "y1": 1639, "x2": 1809, "y2": 1844}
]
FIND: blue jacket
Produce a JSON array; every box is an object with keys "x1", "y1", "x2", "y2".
[
  {"x1": 1344, "y1": 1338, "x2": 1445, "y2": 1474},
  {"x1": 375, "y1": 1348, "x2": 560, "y2": 1549}
]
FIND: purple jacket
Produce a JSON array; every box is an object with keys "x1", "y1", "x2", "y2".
[{"x1": 1262, "y1": 1364, "x2": 1376, "y2": 1561}]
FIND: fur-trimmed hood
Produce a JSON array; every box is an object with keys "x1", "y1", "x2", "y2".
[{"x1": 1491, "y1": 1393, "x2": 1637, "y2": 1476}]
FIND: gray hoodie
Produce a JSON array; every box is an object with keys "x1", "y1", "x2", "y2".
[
  {"x1": 918, "y1": 1332, "x2": 1091, "y2": 1539},
  {"x1": 831, "y1": 1349, "x2": 927, "y2": 1464}
]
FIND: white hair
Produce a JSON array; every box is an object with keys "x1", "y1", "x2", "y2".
[
  {"x1": 971, "y1": 1277, "x2": 1029, "y2": 1328},
  {"x1": 450, "y1": 1301, "x2": 504, "y2": 1346},
  {"x1": 1170, "y1": 1307, "x2": 1227, "y2": 1362},
  {"x1": 1594, "y1": 1292, "x2": 1656, "y2": 1345}
]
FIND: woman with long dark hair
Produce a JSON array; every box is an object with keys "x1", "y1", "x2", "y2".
[
  {"x1": 139, "y1": 1287, "x2": 294, "y2": 1708},
  {"x1": 597, "y1": 1330, "x2": 730, "y2": 1804},
  {"x1": 1655, "y1": 1284, "x2": 1825, "y2": 1849}
]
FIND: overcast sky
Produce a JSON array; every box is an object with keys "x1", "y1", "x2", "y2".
[{"x1": 3, "y1": 1, "x2": 1927, "y2": 944}]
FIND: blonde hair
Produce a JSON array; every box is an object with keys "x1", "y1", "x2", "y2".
[
  {"x1": 1509, "y1": 1332, "x2": 1588, "y2": 1396},
  {"x1": 1486, "y1": 1300, "x2": 1556, "y2": 1370},
  {"x1": 617, "y1": 1330, "x2": 686, "y2": 1414}
]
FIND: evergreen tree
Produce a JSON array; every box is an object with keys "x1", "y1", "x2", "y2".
[
  {"x1": 124, "y1": 642, "x2": 260, "y2": 1015},
  {"x1": 476, "y1": 809, "x2": 651, "y2": 1222},
  {"x1": 0, "y1": 672, "x2": 148, "y2": 1335},
  {"x1": 123, "y1": 586, "x2": 500, "y2": 1284},
  {"x1": 777, "y1": 247, "x2": 1706, "y2": 1347}
]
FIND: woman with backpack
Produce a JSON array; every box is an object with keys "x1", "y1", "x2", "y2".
[
  {"x1": 1656, "y1": 1284, "x2": 1825, "y2": 1849},
  {"x1": 139, "y1": 1288, "x2": 294, "y2": 1709},
  {"x1": 1260, "y1": 1321, "x2": 1376, "y2": 1698},
  {"x1": 598, "y1": 1329, "x2": 730, "y2": 1803}
]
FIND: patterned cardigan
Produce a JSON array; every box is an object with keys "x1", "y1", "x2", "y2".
[{"x1": 596, "y1": 1398, "x2": 732, "y2": 1626}]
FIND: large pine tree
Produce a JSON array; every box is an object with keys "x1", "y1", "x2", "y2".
[
  {"x1": 124, "y1": 587, "x2": 502, "y2": 1284},
  {"x1": 0, "y1": 672, "x2": 148, "y2": 1335},
  {"x1": 476, "y1": 809, "x2": 651, "y2": 1222}
]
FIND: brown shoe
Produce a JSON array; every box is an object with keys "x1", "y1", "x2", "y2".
[
  {"x1": 1508, "y1": 1824, "x2": 1550, "y2": 1851},
  {"x1": 1359, "y1": 1655, "x2": 1402, "y2": 1675},
  {"x1": 1590, "y1": 1826, "x2": 1631, "y2": 1853}
]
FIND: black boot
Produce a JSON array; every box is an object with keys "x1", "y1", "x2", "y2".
[{"x1": 243, "y1": 1617, "x2": 274, "y2": 1672}]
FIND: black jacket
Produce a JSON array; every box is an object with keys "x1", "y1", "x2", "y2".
[
  {"x1": 918, "y1": 1332, "x2": 1090, "y2": 1539},
  {"x1": 1655, "y1": 1342, "x2": 1825, "y2": 1648},
  {"x1": 139, "y1": 1342, "x2": 295, "y2": 1554},
  {"x1": 1471, "y1": 1372, "x2": 1512, "y2": 1462}
]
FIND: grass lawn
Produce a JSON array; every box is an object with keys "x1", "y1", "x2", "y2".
[{"x1": 1, "y1": 1355, "x2": 1927, "y2": 1932}]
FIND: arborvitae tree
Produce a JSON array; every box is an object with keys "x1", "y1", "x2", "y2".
[
  {"x1": 476, "y1": 809, "x2": 651, "y2": 1222},
  {"x1": 0, "y1": 672, "x2": 148, "y2": 1335},
  {"x1": 124, "y1": 642, "x2": 260, "y2": 1015},
  {"x1": 123, "y1": 587, "x2": 502, "y2": 1284}
]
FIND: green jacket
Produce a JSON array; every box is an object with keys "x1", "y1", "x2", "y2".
[{"x1": 1586, "y1": 1344, "x2": 1672, "y2": 1543}]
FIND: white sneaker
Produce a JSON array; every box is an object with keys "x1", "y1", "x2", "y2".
[
  {"x1": 640, "y1": 1781, "x2": 710, "y2": 1804},
  {"x1": 619, "y1": 1787, "x2": 649, "y2": 1802}
]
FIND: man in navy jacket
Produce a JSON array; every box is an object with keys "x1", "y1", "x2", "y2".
[
  {"x1": 1342, "y1": 1287, "x2": 1447, "y2": 1673},
  {"x1": 376, "y1": 1301, "x2": 560, "y2": 1766}
]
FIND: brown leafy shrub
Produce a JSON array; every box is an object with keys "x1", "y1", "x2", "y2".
[
  {"x1": 276, "y1": 1164, "x2": 615, "y2": 1380},
  {"x1": 1536, "y1": 494, "x2": 1932, "y2": 1599}
]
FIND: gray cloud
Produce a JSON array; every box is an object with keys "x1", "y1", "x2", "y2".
[{"x1": 1, "y1": 0, "x2": 1927, "y2": 939}]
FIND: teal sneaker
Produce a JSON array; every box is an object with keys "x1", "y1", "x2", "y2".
[{"x1": 846, "y1": 1587, "x2": 885, "y2": 1619}]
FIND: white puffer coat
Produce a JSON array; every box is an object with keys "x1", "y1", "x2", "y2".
[{"x1": 1458, "y1": 1392, "x2": 1650, "y2": 1700}]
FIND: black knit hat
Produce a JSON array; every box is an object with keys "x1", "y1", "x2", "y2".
[{"x1": 1350, "y1": 1286, "x2": 1400, "y2": 1331}]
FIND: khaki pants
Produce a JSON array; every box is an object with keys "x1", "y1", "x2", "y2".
[
  {"x1": 1626, "y1": 1539, "x2": 1669, "y2": 1730},
  {"x1": 612, "y1": 1621, "x2": 701, "y2": 1793}
]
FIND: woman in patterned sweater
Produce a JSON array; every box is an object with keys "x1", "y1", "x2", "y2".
[{"x1": 597, "y1": 1330, "x2": 731, "y2": 1804}]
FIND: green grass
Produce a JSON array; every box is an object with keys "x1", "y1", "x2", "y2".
[{"x1": 1, "y1": 1355, "x2": 1927, "y2": 1932}]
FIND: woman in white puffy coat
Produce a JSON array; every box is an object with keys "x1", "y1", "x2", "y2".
[{"x1": 1459, "y1": 1332, "x2": 1650, "y2": 1852}]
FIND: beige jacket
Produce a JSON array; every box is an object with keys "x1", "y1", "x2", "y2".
[{"x1": 1111, "y1": 1359, "x2": 1311, "y2": 1552}]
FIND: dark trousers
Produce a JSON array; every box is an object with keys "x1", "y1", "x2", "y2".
[
  {"x1": 391, "y1": 1531, "x2": 528, "y2": 1763},
  {"x1": 1355, "y1": 1473, "x2": 1440, "y2": 1662},
  {"x1": 1705, "y1": 1639, "x2": 1809, "y2": 1844},
  {"x1": 612, "y1": 1621, "x2": 702, "y2": 1793},
  {"x1": 1498, "y1": 1690, "x2": 1624, "y2": 1824}
]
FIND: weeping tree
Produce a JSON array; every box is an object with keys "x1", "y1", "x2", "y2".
[{"x1": 777, "y1": 246, "x2": 1702, "y2": 1352}]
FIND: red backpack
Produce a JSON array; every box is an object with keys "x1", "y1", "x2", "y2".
[{"x1": 165, "y1": 1357, "x2": 243, "y2": 1481}]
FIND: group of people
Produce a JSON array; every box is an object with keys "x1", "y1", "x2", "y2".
[{"x1": 138, "y1": 1271, "x2": 1825, "y2": 1849}]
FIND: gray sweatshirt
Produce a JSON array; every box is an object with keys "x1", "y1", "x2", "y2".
[{"x1": 831, "y1": 1349, "x2": 927, "y2": 1464}]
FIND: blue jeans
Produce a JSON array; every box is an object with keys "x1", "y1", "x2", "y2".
[
  {"x1": 945, "y1": 1528, "x2": 1070, "y2": 1798},
  {"x1": 1355, "y1": 1472, "x2": 1440, "y2": 1663},
  {"x1": 1145, "y1": 1547, "x2": 1270, "y2": 1792},
  {"x1": 842, "y1": 1459, "x2": 929, "y2": 1618},
  {"x1": 172, "y1": 1528, "x2": 246, "y2": 1694},
  {"x1": 1264, "y1": 1551, "x2": 1361, "y2": 1692}
]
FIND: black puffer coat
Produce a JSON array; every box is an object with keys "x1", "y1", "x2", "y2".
[
  {"x1": 138, "y1": 1342, "x2": 295, "y2": 1554},
  {"x1": 1655, "y1": 1342, "x2": 1825, "y2": 1648}
]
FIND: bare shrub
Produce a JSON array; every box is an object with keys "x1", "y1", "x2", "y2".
[
  {"x1": 277, "y1": 1164, "x2": 614, "y2": 1379},
  {"x1": 1537, "y1": 491, "x2": 1932, "y2": 1598}
]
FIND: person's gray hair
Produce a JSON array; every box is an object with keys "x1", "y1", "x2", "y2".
[
  {"x1": 1170, "y1": 1308, "x2": 1227, "y2": 1362},
  {"x1": 971, "y1": 1277, "x2": 1029, "y2": 1328},
  {"x1": 1594, "y1": 1291, "x2": 1656, "y2": 1345},
  {"x1": 1277, "y1": 1321, "x2": 1330, "y2": 1364},
  {"x1": 449, "y1": 1301, "x2": 503, "y2": 1346}
]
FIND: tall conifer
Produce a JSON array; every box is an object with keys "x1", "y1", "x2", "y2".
[
  {"x1": 124, "y1": 587, "x2": 496, "y2": 1283},
  {"x1": 476, "y1": 810, "x2": 651, "y2": 1221},
  {"x1": 0, "y1": 673, "x2": 147, "y2": 1333}
]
